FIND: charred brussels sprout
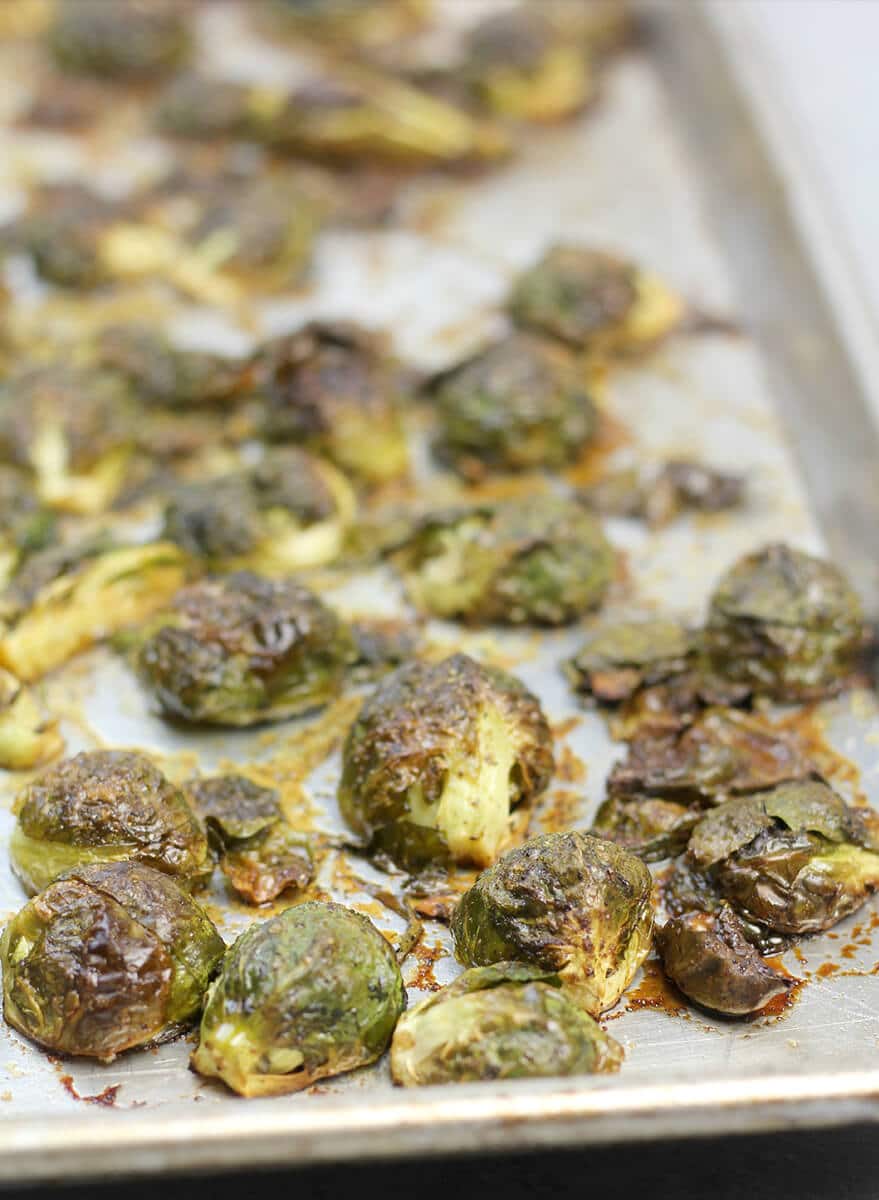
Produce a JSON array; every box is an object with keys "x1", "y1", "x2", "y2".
[
  {"x1": 339, "y1": 654, "x2": 553, "y2": 871},
  {"x1": 191, "y1": 900, "x2": 405, "y2": 1096},
  {"x1": 0, "y1": 668, "x2": 63, "y2": 770},
  {"x1": 136, "y1": 572, "x2": 353, "y2": 726},
  {"x1": 396, "y1": 495, "x2": 614, "y2": 625},
  {"x1": 10, "y1": 750, "x2": 211, "y2": 895},
  {"x1": 0, "y1": 540, "x2": 187, "y2": 682},
  {"x1": 391, "y1": 962, "x2": 622, "y2": 1087},
  {"x1": 256, "y1": 322, "x2": 410, "y2": 484},
  {"x1": 187, "y1": 774, "x2": 313, "y2": 905},
  {"x1": 565, "y1": 618, "x2": 694, "y2": 706},
  {"x1": 452, "y1": 831, "x2": 654, "y2": 1015},
  {"x1": 591, "y1": 794, "x2": 698, "y2": 863},
  {"x1": 705, "y1": 543, "x2": 865, "y2": 701},
  {"x1": 656, "y1": 905, "x2": 793, "y2": 1017},
  {"x1": 509, "y1": 244, "x2": 683, "y2": 356},
  {"x1": 163, "y1": 448, "x2": 356, "y2": 573},
  {"x1": 688, "y1": 780, "x2": 879, "y2": 934},
  {"x1": 48, "y1": 0, "x2": 190, "y2": 78},
  {"x1": 1, "y1": 862, "x2": 224, "y2": 1061},
  {"x1": 431, "y1": 334, "x2": 598, "y2": 476},
  {"x1": 582, "y1": 461, "x2": 745, "y2": 529}
]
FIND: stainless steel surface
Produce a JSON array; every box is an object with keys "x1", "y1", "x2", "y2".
[{"x1": 2, "y1": 0, "x2": 879, "y2": 1184}]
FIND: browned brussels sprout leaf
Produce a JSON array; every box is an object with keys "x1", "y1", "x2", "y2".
[
  {"x1": 656, "y1": 905, "x2": 794, "y2": 1017},
  {"x1": 1, "y1": 861, "x2": 224, "y2": 1061},
  {"x1": 705, "y1": 543, "x2": 866, "y2": 702},
  {"x1": 592, "y1": 793, "x2": 699, "y2": 862},
  {"x1": 340, "y1": 653, "x2": 553, "y2": 871},
  {"x1": 191, "y1": 901, "x2": 405, "y2": 1097},
  {"x1": 48, "y1": 0, "x2": 190, "y2": 78},
  {"x1": 564, "y1": 617, "x2": 694, "y2": 705},
  {"x1": 391, "y1": 962, "x2": 622, "y2": 1087},
  {"x1": 452, "y1": 831, "x2": 653, "y2": 1015},
  {"x1": 0, "y1": 667, "x2": 63, "y2": 770},
  {"x1": 348, "y1": 617, "x2": 421, "y2": 681}
]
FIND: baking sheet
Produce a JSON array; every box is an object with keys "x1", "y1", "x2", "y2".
[{"x1": 1, "y1": 0, "x2": 879, "y2": 1182}]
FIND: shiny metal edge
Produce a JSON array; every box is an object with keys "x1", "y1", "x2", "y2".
[{"x1": 4, "y1": 2, "x2": 879, "y2": 1185}]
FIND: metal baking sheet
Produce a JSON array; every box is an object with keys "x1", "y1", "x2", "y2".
[{"x1": 2, "y1": 0, "x2": 879, "y2": 1184}]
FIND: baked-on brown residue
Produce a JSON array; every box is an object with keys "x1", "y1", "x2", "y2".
[
  {"x1": 624, "y1": 959, "x2": 688, "y2": 1017},
  {"x1": 752, "y1": 957, "x2": 804, "y2": 1020},
  {"x1": 59, "y1": 1076, "x2": 121, "y2": 1107}
]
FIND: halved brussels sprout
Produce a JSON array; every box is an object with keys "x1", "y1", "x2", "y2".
[
  {"x1": 582, "y1": 461, "x2": 745, "y2": 529},
  {"x1": 135, "y1": 572, "x2": 354, "y2": 726},
  {"x1": 48, "y1": 0, "x2": 190, "y2": 78},
  {"x1": 0, "y1": 668, "x2": 63, "y2": 770},
  {"x1": 396, "y1": 495, "x2": 614, "y2": 625},
  {"x1": 509, "y1": 244, "x2": 683, "y2": 356},
  {"x1": 191, "y1": 900, "x2": 405, "y2": 1096},
  {"x1": 591, "y1": 794, "x2": 698, "y2": 863},
  {"x1": 11, "y1": 750, "x2": 211, "y2": 895},
  {"x1": 452, "y1": 831, "x2": 654, "y2": 1015},
  {"x1": 1, "y1": 861, "x2": 224, "y2": 1061},
  {"x1": 339, "y1": 653, "x2": 553, "y2": 871},
  {"x1": 565, "y1": 618, "x2": 694, "y2": 706},
  {"x1": 0, "y1": 540, "x2": 187, "y2": 682},
  {"x1": 256, "y1": 322, "x2": 410, "y2": 485},
  {"x1": 705, "y1": 543, "x2": 865, "y2": 702},
  {"x1": 187, "y1": 774, "x2": 313, "y2": 906},
  {"x1": 656, "y1": 905, "x2": 793, "y2": 1017},
  {"x1": 0, "y1": 366, "x2": 137, "y2": 514},
  {"x1": 688, "y1": 780, "x2": 879, "y2": 934},
  {"x1": 163, "y1": 448, "x2": 356, "y2": 574},
  {"x1": 431, "y1": 333, "x2": 598, "y2": 476},
  {"x1": 391, "y1": 962, "x2": 622, "y2": 1086}
]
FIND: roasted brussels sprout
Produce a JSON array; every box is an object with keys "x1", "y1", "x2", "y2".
[
  {"x1": 265, "y1": 0, "x2": 427, "y2": 50},
  {"x1": 3, "y1": 184, "x2": 117, "y2": 289},
  {"x1": 591, "y1": 794, "x2": 699, "y2": 863},
  {"x1": 391, "y1": 962, "x2": 622, "y2": 1087},
  {"x1": 0, "y1": 366, "x2": 137, "y2": 514},
  {"x1": 155, "y1": 74, "x2": 257, "y2": 140},
  {"x1": 163, "y1": 449, "x2": 356, "y2": 573},
  {"x1": 582, "y1": 461, "x2": 745, "y2": 528},
  {"x1": 187, "y1": 774, "x2": 313, "y2": 905},
  {"x1": 656, "y1": 905, "x2": 793, "y2": 1017},
  {"x1": 10, "y1": 750, "x2": 211, "y2": 896},
  {"x1": 339, "y1": 653, "x2": 553, "y2": 871},
  {"x1": 135, "y1": 572, "x2": 353, "y2": 726},
  {"x1": 0, "y1": 467, "x2": 55, "y2": 591},
  {"x1": 705, "y1": 543, "x2": 865, "y2": 702},
  {"x1": 1, "y1": 861, "x2": 224, "y2": 1061},
  {"x1": 48, "y1": 0, "x2": 190, "y2": 78},
  {"x1": 191, "y1": 900, "x2": 405, "y2": 1096},
  {"x1": 256, "y1": 322, "x2": 410, "y2": 485},
  {"x1": 452, "y1": 832, "x2": 654, "y2": 1015},
  {"x1": 0, "y1": 668, "x2": 63, "y2": 770},
  {"x1": 565, "y1": 618, "x2": 694, "y2": 706},
  {"x1": 687, "y1": 780, "x2": 879, "y2": 933},
  {"x1": 348, "y1": 617, "x2": 420, "y2": 681},
  {"x1": 0, "y1": 540, "x2": 187, "y2": 682},
  {"x1": 431, "y1": 333, "x2": 598, "y2": 476},
  {"x1": 396, "y1": 495, "x2": 614, "y2": 625},
  {"x1": 509, "y1": 244, "x2": 683, "y2": 356}
]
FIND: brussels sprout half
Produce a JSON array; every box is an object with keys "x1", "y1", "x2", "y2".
[
  {"x1": 564, "y1": 617, "x2": 694, "y2": 706},
  {"x1": 705, "y1": 543, "x2": 866, "y2": 701},
  {"x1": 191, "y1": 901, "x2": 405, "y2": 1097},
  {"x1": 10, "y1": 750, "x2": 211, "y2": 896},
  {"x1": 452, "y1": 831, "x2": 654, "y2": 1015},
  {"x1": 339, "y1": 653, "x2": 554, "y2": 871},
  {"x1": 0, "y1": 668, "x2": 63, "y2": 771},
  {"x1": 1, "y1": 862, "x2": 224, "y2": 1061},
  {"x1": 591, "y1": 793, "x2": 699, "y2": 863},
  {"x1": 396, "y1": 495, "x2": 614, "y2": 626},
  {"x1": 135, "y1": 572, "x2": 354, "y2": 727},
  {"x1": 48, "y1": 0, "x2": 190, "y2": 78},
  {"x1": 391, "y1": 962, "x2": 622, "y2": 1087}
]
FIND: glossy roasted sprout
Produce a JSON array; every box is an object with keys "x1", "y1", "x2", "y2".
[
  {"x1": 705, "y1": 543, "x2": 865, "y2": 702},
  {"x1": 509, "y1": 244, "x2": 683, "y2": 356},
  {"x1": 396, "y1": 495, "x2": 614, "y2": 625},
  {"x1": 256, "y1": 322, "x2": 410, "y2": 485},
  {"x1": 0, "y1": 540, "x2": 187, "y2": 682},
  {"x1": 47, "y1": 0, "x2": 190, "y2": 78},
  {"x1": 1, "y1": 861, "x2": 224, "y2": 1061},
  {"x1": 339, "y1": 653, "x2": 553, "y2": 871},
  {"x1": 591, "y1": 794, "x2": 699, "y2": 863},
  {"x1": 565, "y1": 617, "x2": 694, "y2": 706},
  {"x1": 187, "y1": 774, "x2": 313, "y2": 905},
  {"x1": 135, "y1": 572, "x2": 354, "y2": 726},
  {"x1": 10, "y1": 750, "x2": 211, "y2": 896},
  {"x1": 687, "y1": 780, "x2": 879, "y2": 934},
  {"x1": 391, "y1": 962, "x2": 622, "y2": 1087},
  {"x1": 431, "y1": 333, "x2": 599, "y2": 477},
  {"x1": 452, "y1": 831, "x2": 654, "y2": 1015},
  {"x1": 0, "y1": 467, "x2": 55, "y2": 591},
  {"x1": 163, "y1": 448, "x2": 356, "y2": 573},
  {"x1": 656, "y1": 905, "x2": 793, "y2": 1017},
  {"x1": 191, "y1": 901, "x2": 405, "y2": 1097},
  {"x1": 0, "y1": 668, "x2": 63, "y2": 770}
]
